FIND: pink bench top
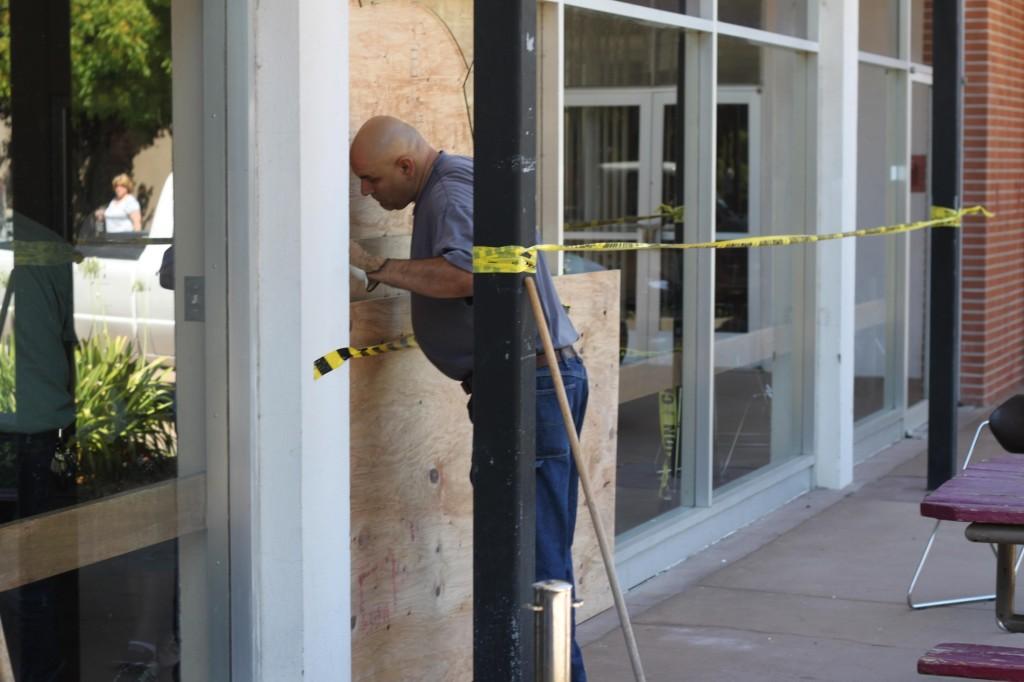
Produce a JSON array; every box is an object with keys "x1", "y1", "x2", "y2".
[
  {"x1": 919, "y1": 643, "x2": 1024, "y2": 680},
  {"x1": 921, "y1": 456, "x2": 1024, "y2": 524}
]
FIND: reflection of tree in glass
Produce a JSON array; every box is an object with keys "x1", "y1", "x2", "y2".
[{"x1": 0, "y1": 0, "x2": 171, "y2": 234}]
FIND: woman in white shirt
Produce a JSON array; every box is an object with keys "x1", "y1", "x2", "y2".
[{"x1": 96, "y1": 173, "x2": 142, "y2": 233}]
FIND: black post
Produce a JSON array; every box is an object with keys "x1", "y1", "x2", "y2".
[
  {"x1": 927, "y1": 0, "x2": 962, "y2": 490},
  {"x1": 11, "y1": 0, "x2": 72, "y2": 239},
  {"x1": 472, "y1": 2, "x2": 537, "y2": 680},
  {"x1": 7, "y1": 2, "x2": 80, "y2": 680}
]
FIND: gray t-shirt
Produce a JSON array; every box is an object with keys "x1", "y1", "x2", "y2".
[{"x1": 410, "y1": 152, "x2": 579, "y2": 381}]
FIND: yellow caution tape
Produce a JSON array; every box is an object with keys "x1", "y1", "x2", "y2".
[
  {"x1": 565, "y1": 204, "x2": 685, "y2": 231},
  {"x1": 314, "y1": 205, "x2": 990, "y2": 381},
  {"x1": 313, "y1": 335, "x2": 418, "y2": 380},
  {"x1": 474, "y1": 245, "x2": 538, "y2": 274},
  {"x1": 473, "y1": 205, "x2": 992, "y2": 274},
  {"x1": 3, "y1": 240, "x2": 85, "y2": 266},
  {"x1": 657, "y1": 388, "x2": 680, "y2": 499},
  {"x1": 931, "y1": 205, "x2": 961, "y2": 224}
]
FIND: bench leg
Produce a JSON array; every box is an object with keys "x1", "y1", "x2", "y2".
[
  {"x1": 908, "y1": 519, "x2": 1000, "y2": 609},
  {"x1": 996, "y1": 544, "x2": 1024, "y2": 632}
]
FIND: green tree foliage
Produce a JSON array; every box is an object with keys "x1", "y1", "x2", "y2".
[
  {"x1": 70, "y1": 0, "x2": 172, "y2": 132},
  {"x1": 0, "y1": 0, "x2": 172, "y2": 227},
  {"x1": 70, "y1": 0, "x2": 172, "y2": 226}
]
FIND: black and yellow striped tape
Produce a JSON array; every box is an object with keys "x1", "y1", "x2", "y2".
[
  {"x1": 313, "y1": 335, "x2": 418, "y2": 380},
  {"x1": 473, "y1": 205, "x2": 991, "y2": 274}
]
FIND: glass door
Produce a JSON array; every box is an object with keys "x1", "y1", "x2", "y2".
[{"x1": 0, "y1": 1, "x2": 227, "y2": 679}]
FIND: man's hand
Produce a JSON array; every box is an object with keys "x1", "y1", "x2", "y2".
[{"x1": 350, "y1": 240, "x2": 388, "y2": 274}]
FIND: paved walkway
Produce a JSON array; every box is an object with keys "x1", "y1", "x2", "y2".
[{"x1": 582, "y1": 403, "x2": 1024, "y2": 681}]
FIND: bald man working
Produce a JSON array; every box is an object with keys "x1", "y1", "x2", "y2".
[{"x1": 350, "y1": 116, "x2": 589, "y2": 681}]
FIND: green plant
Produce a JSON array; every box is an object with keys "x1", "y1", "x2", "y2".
[
  {"x1": 0, "y1": 335, "x2": 12, "y2": 488},
  {"x1": 0, "y1": 334, "x2": 13, "y2": 414},
  {"x1": 73, "y1": 332, "x2": 176, "y2": 489},
  {"x1": 0, "y1": 332, "x2": 176, "y2": 495},
  {"x1": 80, "y1": 257, "x2": 102, "y2": 280}
]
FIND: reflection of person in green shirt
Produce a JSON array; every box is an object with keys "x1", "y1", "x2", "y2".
[
  {"x1": 0, "y1": 213, "x2": 76, "y2": 435},
  {"x1": 0, "y1": 213, "x2": 79, "y2": 682}
]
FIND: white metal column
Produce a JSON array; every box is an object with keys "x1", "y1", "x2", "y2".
[
  {"x1": 227, "y1": 0, "x2": 351, "y2": 679},
  {"x1": 812, "y1": 0, "x2": 857, "y2": 489},
  {"x1": 681, "y1": 5, "x2": 717, "y2": 507}
]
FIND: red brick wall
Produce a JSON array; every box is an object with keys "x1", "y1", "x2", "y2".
[
  {"x1": 924, "y1": 0, "x2": 933, "y2": 65},
  {"x1": 961, "y1": 0, "x2": 1024, "y2": 405}
]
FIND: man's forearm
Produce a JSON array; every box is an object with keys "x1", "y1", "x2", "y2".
[{"x1": 370, "y1": 256, "x2": 473, "y2": 298}]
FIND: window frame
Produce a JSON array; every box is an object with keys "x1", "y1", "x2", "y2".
[{"x1": 540, "y1": 0, "x2": 931, "y2": 583}]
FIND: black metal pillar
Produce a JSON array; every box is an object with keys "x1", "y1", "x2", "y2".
[
  {"x1": 11, "y1": 0, "x2": 72, "y2": 239},
  {"x1": 472, "y1": 2, "x2": 537, "y2": 679},
  {"x1": 927, "y1": 0, "x2": 963, "y2": 490},
  {"x1": 6, "y1": 3, "x2": 80, "y2": 680}
]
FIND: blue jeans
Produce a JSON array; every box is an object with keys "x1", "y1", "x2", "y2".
[
  {"x1": 467, "y1": 356, "x2": 590, "y2": 680},
  {"x1": 535, "y1": 356, "x2": 589, "y2": 682}
]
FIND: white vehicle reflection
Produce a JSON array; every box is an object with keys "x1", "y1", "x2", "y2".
[{"x1": 0, "y1": 174, "x2": 174, "y2": 359}]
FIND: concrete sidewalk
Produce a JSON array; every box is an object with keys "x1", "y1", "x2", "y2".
[{"x1": 582, "y1": 404, "x2": 1024, "y2": 681}]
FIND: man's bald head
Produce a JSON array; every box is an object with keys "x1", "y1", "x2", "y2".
[
  {"x1": 351, "y1": 116, "x2": 426, "y2": 165},
  {"x1": 351, "y1": 116, "x2": 438, "y2": 211}
]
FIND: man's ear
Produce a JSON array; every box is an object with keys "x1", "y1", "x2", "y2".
[{"x1": 396, "y1": 156, "x2": 415, "y2": 177}]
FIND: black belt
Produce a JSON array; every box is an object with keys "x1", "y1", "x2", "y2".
[
  {"x1": 536, "y1": 345, "x2": 578, "y2": 369},
  {"x1": 460, "y1": 345, "x2": 578, "y2": 395}
]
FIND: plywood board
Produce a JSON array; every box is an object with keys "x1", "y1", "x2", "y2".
[
  {"x1": 560, "y1": 271, "x2": 621, "y2": 622},
  {"x1": 348, "y1": 0, "x2": 474, "y2": 244},
  {"x1": 350, "y1": 271, "x2": 619, "y2": 681}
]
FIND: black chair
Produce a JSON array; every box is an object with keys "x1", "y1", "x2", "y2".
[{"x1": 908, "y1": 394, "x2": 1024, "y2": 610}]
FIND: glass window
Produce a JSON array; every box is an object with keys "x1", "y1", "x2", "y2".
[
  {"x1": 564, "y1": 9, "x2": 813, "y2": 530},
  {"x1": 615, "y1": 0, "x2": 707, "y2": 18},
  {"x1": 908, "y1": 82, "x2": 932, "y2": 407},
  {"x1": 719, "y1": 0, "x2": 812, "y2": 40},
  {"x1": 565, "y1": 7, "x2": 694, "y2": 534},
  {"x1": 565, "y1": 9, "x2": 682, "y2": 89},
  {"x1": 0, "y1": 1, "x2": 219, "y2": 679},
  {"x1": 911, "y1": 0, "x2": 933, "y2": 65},
  {"x1": 712, "y1": 37, "x2": 808, "y2": 490},
  {"x1": 855, "y1": 64, "x2": 905, "y2": 422},
  {"x1": 860, "y1": 0, "x2": 901, "y2": 58}
]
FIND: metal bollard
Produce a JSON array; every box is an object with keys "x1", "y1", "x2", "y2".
[{"x1": 533, "y1": 580, "x2": 573, "y2": 682}]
